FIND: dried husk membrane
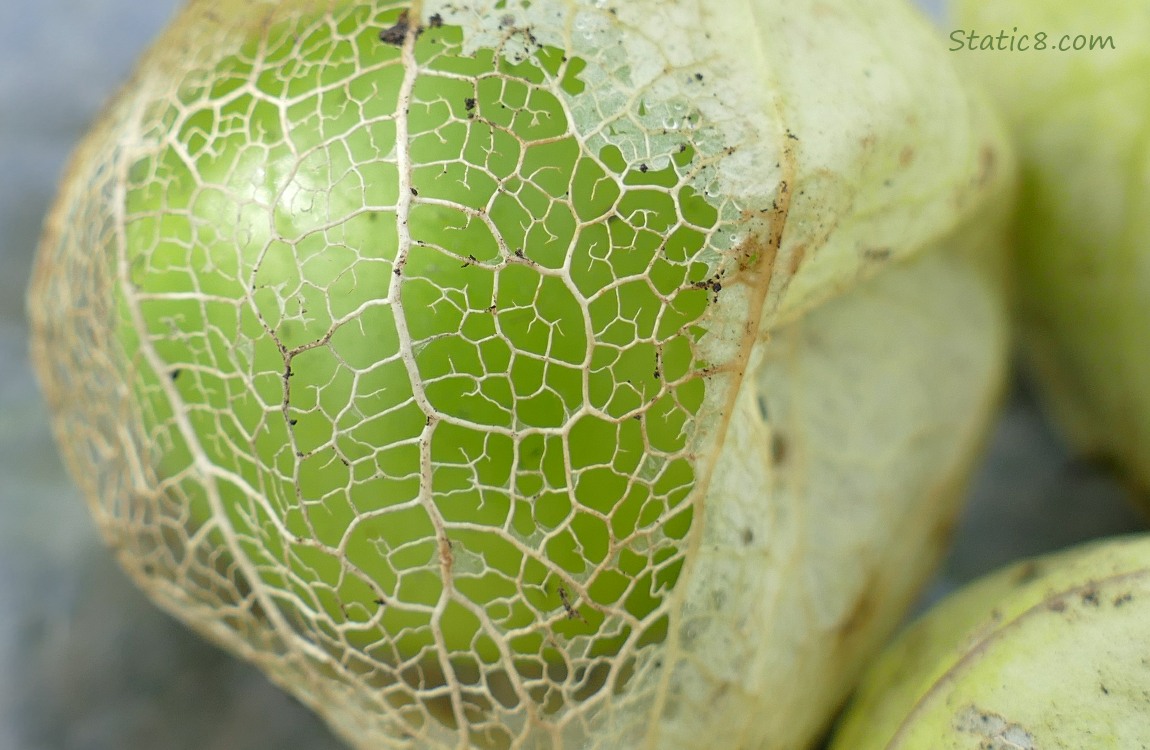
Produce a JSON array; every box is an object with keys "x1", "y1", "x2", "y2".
[
  {"x1": 953, "y1": 1, "x2": 1150, "y2": 501},
  {"x1": 28, "y1": 1, "x2": 1012, "y2": 748},
  {"x1": 830, "y1": 534, "x2": 1150, "y2": 749}
]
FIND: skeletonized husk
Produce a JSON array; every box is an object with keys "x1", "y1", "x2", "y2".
[{"x1": 28, "y1": 1, "x2": 1013, "y2": 747}]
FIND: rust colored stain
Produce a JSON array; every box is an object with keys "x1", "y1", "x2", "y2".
[
  {"x1": 1013, "y1": 560, "x2": 1042, "y2": 586},
  {"x1": 788, "y1": 243, "x2": 807, "y2": 276},
  {"x1": 770, "y1": 432, "x2": 788, "y2": 466},
  {"x1": 438, "y1": 535, "x2": 455, "y2": 577},
  {"x1": 732, "y1": 174, "x2": 792, "y2": 280},
  {"x1": 733, "y1": 221, "x2": 777, "y2": 277},
  {"x1": 836, "y1": 570, "x2": 882, "y2": 641},
  {"x1": 977, "y1": 144, "x2": 997, "y2": 188}
]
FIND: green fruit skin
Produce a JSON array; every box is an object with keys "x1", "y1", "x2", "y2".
[
  {"x1": 953, "y1": 1, "x2": 1150, "y2": 499},
  {"x1": 115, "y1": 7, "x2": 709, "y2": 668},
  {"x1": 830, "y1": 535, "x2": 1150, "y2": 749}
]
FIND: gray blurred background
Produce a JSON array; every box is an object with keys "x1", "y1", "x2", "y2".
[{"x1": 0, "y1": 1, "x2": 1143, "y2": 749}]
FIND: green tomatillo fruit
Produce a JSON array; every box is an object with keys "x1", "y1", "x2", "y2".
[
  {"x1": 29, "y1": 1, "x2": 1013, "y2": 748},
  {"x1": 951, "y1": 1, "x2": 1150, "y2": 502},
  {"x1": 830, "y1": 534, "x2": 1150, "y2": 749}
]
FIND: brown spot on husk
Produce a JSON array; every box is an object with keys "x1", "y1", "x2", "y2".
[{"x1": 836, "y1": 570, "x2": 881, "y2": 641}]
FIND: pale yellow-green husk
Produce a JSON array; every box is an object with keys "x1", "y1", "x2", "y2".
[
  {"x1": 831, "y1": 534, "x2": 1150, "y2": 749},
  {"x1": 953, "y1": 1, "x2": 1150, "y2": 499}
]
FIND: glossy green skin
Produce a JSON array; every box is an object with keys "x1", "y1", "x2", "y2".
[
  {"x1": 953, "y1": 1, "x2": 1150, "y2": 497},
  {"x1": 118, "y1": 9, "x2": 713, "y2": 666}
]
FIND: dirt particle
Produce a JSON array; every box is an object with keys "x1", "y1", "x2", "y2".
[
  {"x1": 464, "y1": 97, "x2": 476, "y2": 111},
  {"x1": 558, "y1": 586, "x2": 585, "y2": 621},
  {"x1": 428, "y1": 13, "x2": 444, "y2": 28},
  {"x1": 169, "y1": 368, "x2": 182, "y2": 381},
  {"x1": 1114, "y1": 592, "x2": 1133, "y2": 607},
  {"x1": 379, "y1": 10, "x2": 415, "y2": 46},
  {"x1": 742, "y1": 528, "x2": 754, "y2": 545}
]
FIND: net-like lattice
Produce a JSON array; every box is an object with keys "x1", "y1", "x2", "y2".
[{"x1": 29, "y1": 1, "x2": 1013, "y2": 748}]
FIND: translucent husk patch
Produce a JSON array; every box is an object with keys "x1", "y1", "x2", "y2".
[{"x1": 28, "y1": 1, "x2": 1014, "y2": 748}]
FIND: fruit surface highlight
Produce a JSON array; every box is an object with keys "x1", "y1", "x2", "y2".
[
  {"x1": 29, "y1": 1, "x2": 1013, "y2": 748},
  {"x1": 831, "y1": 535, "x2": 1150, "y2": 750}
]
